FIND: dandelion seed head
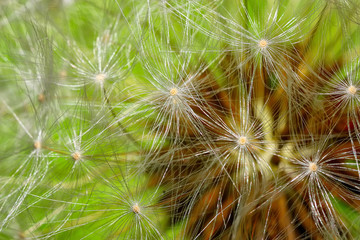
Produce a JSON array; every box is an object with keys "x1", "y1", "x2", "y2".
[
  {"x1": 308, "y1": 162, "x2": 318, "y2": 172},
  {"x1": 3, "y1": 1, "x2": 360, "y2": 239},
  {"x1": 33, "y1": 140, "x2": 41, "y2": 150},
  {"x1": 95, "y1": 73, "x2": 106, "y2": 84},
  {"x1": 258, "y1": 39, "x2": 268, "y2": 49},
  {"x1": 71, "y1": 151, "x2": 81, "y2": 161},
  {"x1": 347, "y1": 85, "x2": 357, "y2": 95},
  {"x1": 169, "y1": 88, "x2": 178, "y2": 96},
  {"x1": 132, "y1": 203, "x2": 140, "y2": 214},
  {"x1": 238, "y1": 136, "x2": 247, "y2": 146}
]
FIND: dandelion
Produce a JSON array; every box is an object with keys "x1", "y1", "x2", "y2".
[{"x1": 2, "y1": 0, "x2": 360, "y2": 239}]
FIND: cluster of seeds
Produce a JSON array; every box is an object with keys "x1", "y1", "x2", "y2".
[{"x1": 1, "y1": 0, "x2": 360, "y2": 239}]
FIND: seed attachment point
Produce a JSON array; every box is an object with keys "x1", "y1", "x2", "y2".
[
  {"x1": 95, "y1": 73, "x2": 106, "y2": 83},
  {"x1": 71, "y1": 152, "x2": 81, "y2": 161},
  {"x1": 132, "y1": 203, "x2": 140, "y2": 214},
  {"x1": 170, "y1": 88, "x2": 178, "y2": 96},
  {"x1": 347, "y1": 85, "x2": 357, "y2": 95},
  {"x1": 34, "y1": 141, "x2": 41, "y2": 150},
  {"x1": 238, "y1": 136, "x2": 247, "y2": 146},
  {"x1": 258, "y1": 39, "x2": 268, "y2": 49},
  {"x1": 308, "y1": 162, "x2": 318, "y2": 172}
]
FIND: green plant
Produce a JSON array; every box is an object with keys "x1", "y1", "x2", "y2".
[{"x1": 1, "y1": 0, "x2": 360, "y2": 239}]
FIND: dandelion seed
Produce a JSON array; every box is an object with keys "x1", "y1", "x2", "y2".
[
  {"x1": 132, "y1": 203, "x2": 141, "y2": 214},
  {"x1": 347, "y1": 85, "x2": 357, "y2": 95}
]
